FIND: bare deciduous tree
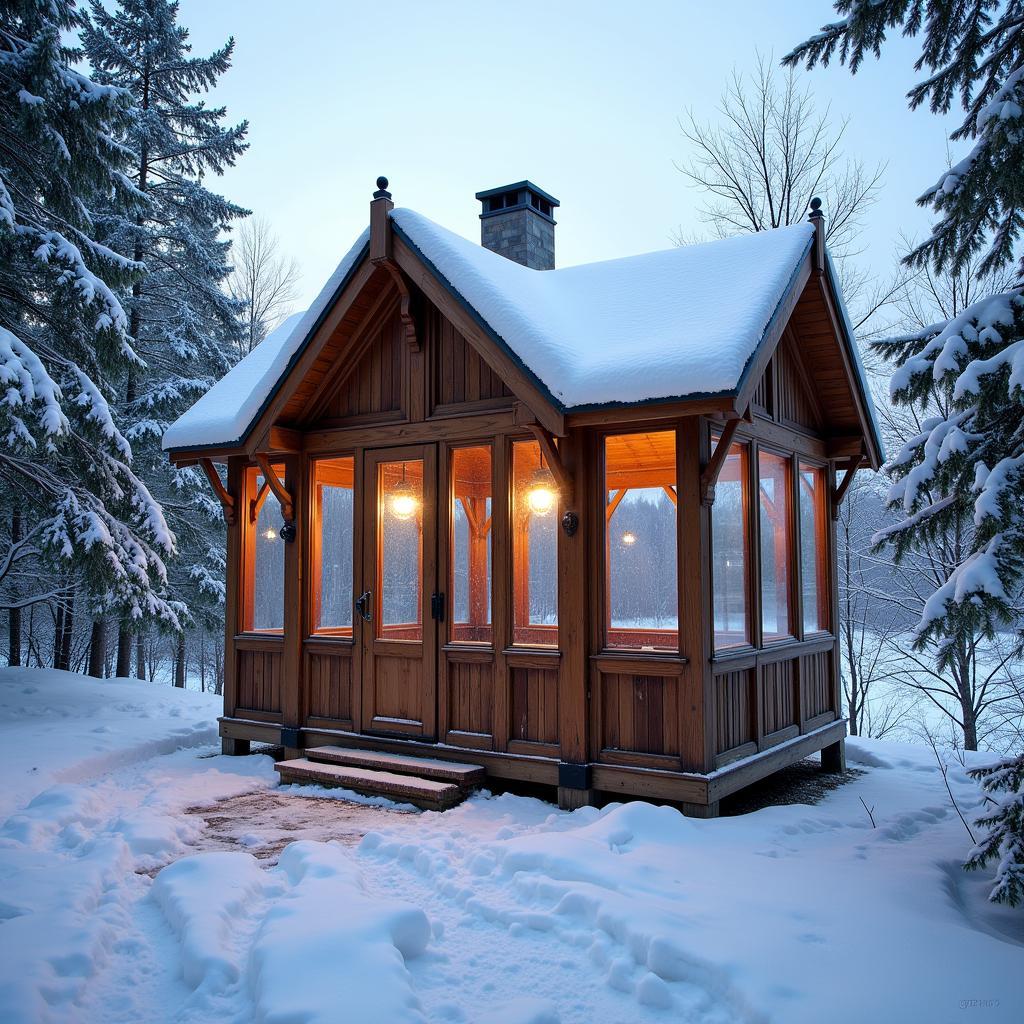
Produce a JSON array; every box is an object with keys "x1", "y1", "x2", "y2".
[
  {"x1": 676, "y1": 54, "x2": 902, "y2": 334},
  {"x1": 228, "y1": 216, "x2": 300, "y2": 357}
]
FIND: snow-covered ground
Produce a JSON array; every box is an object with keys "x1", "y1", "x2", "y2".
[{"x1": 0, "y1": 668, "x2": 1020, "y2": 1024}]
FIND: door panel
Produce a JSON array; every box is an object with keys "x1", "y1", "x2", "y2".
[{"x1": 359, "y1": 445, "x2": 437, "y2": 737}]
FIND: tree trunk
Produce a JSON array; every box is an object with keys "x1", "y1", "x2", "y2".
[
  {"x1": 8, "y1": 509, "x2": 22, "y2": 666},
  {"x1": 136, "y1": 630, "x2": 145, "y2": 680},
  {"x1": 115, "y1": 626, "x2": 132, "y2": 677},
  {"x1": 52, "y1": 600, "x2": 64, "y2": 669},
  {"x1": 87, "y1": 619, "x2": 106, "y2": 678},
  {"x1": 174, "y1": 632, "x2": 186, "y2": 688},
  {"x1": 56, "y1": 595, "x2": 74, "y2": 671}
]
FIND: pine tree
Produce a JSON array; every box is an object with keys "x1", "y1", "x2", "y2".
[
  {"x1": 965, "y1": 753, "x2": 1024, "y2": 906},
  {"x1": 1, "y1": 0, "x2": 178, "y2": 645},
  {"x1": 82, "y1": 0, "x2": 249, "y2": 676},
  {"x1": 786, "y1": 3, "x2": 1024, "y2": 668}
]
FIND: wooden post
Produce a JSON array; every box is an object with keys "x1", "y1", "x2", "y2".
[
  {"x1": 821, "y1": 738, "x2": 846, "y2": 773},
  {"x1": 221, "y1": 457, "x2": 243, "y2": 749},
  {"x1": 281, "y1": 452, "x2": 306, "y2": 758},
  {"x1": 557, "y1": 428, "x2": 592, "y2": 809}
]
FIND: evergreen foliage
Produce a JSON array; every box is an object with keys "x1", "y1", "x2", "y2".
[
  {"x1": 81, "y1": 0, "x2": 249, "y2": 654},
  {"x1": 965, "y1": 752, "x2": 1024, "y2": 906},
  {"x1": 786, "y1": 3, "x2": 1024, "y2": 662},
  {"x1": 0, "y1": 0, "x2": 176, "y2": 627}
]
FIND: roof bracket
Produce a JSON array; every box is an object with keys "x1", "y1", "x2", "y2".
[
  {"x1": 374, "y1": 257, "x2": 419, "y2": 351},
  {"x1": 700, "y1": 413, "x2": 745, "y2": 506},
  {"x1": 199, "y1": 458, "x2": 236, "y2": 525},
  {"x1": 830, "y1": 445, "x2": 864, "y2": 519},
  {"x1": 254, "y1": 453, "x2": 294, "y2": 522},
  {"x1": 526, "y1": 423, "x2": 574, "y2": 507}
]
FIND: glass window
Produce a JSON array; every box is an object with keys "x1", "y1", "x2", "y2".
[
  {"x1": 451, "y1": 446, "x2": 492, "y2": 644},
  {"x1": 378, "y1": 459, "x2": 423, "y2": 641},
  {"x1": 312, "y1": 457, "x2": 354, "y2": 636},
  {"x1": 799, "y1": 462, "x2": 828, "y2": 634},
  {"x1": 512, "y1": 439, "x2": 558, "y2": 645},
  {"x1": 712, "y1": 440, "x2": 749, "y2": 649},
  {"x1": 604, "y1": 431, "x2": 678, "y2": 651},
  {"x1": 246, "y1": 463, "x2": 285, "y2": 632},
  {"x1": 759, "y1": 450, "x2": 792, "y2": 641}
]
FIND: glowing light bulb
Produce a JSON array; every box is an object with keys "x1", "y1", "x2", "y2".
[
  {"x1": 527, "y1": 466, "x2": 557, "y2": 516},
  {"x1": 390, "y1": 481, "x2": 419, "y2": 520},
  {"x1": 621, "y1": 531, "x2": 637, "y2": 546},
  {"x1": 263, "y1": 526, "x2": 277, "y2": 541}
]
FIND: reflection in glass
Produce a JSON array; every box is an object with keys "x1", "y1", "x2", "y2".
[
  {"x1": 712, "y1": 441, "x2": 749, "y2": 649},
  {"x1": 451, "y1": 446, "x2": 492, "y2": 644},
  {"x1": 379, "y1": 460, "x2": 423, "y2": 640},
  {"x1": 250, "y1": 465, "x2": 284, "y2": 632},
  {"x1": 605, "y1": 431, "x2": 678, "y2": 650},
  {"x1": 759, "y1": 451, "x2": 792, "y2": 640},
  {"x1": 512, "y1": 440, "x2": 558, "y2": 645},
  {"x1": 799, "y1": 463, "x2": 828, "y2": 634},
  {"x1": 313, "y1": 457, "x2": 354, "y2": 635}
]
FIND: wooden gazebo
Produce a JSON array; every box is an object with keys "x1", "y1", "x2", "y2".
[{"x1": 164, "y1": 180, "x2": 882, "y2": 814}]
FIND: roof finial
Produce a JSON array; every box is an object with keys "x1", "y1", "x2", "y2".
[
  {"x1": 373, "y1": 176, "x2": 391, "y2": 200},
  {"x1": 808, "y1": 197, "x2": 825, "y2": 272}
]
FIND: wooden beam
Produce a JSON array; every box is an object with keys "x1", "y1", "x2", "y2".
[
  {"x1": 372, "y1": 258, "x2": 418, "y2": 351},
  {"x1": 605, "y1": 488, "x2": 627, "y2": 522},
  {"x1": 830, "y1": 448, "x2": 864, "y2": 519},
  {"x1": 700, "y1": 415, "x2": 743, "y2": 506},
  {"x1": 526, "y1": 423, "x2": 574, "y2": 505},
  {"x1": 254, "y1": 453, "x2": 294, "y2": 522},
  {"x1": 199, "y1": 458, "x2": 235, "y2": 524},
  {"x1": 249, "y1": 478, "x2": 270, "y2": 523},
  {"x1": 267, "y1": 426, "x2": 302, "y2": 453}
]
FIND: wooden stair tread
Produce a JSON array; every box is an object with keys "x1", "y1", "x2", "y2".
[
  {"x1": 305, "y1": 745, "x2": 485, "y2": 785},
  {"x1": 275, "y1": 758, "x2": 464, "y2": 811}
]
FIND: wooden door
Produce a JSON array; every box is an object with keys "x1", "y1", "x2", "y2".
[{"x1": 358, "y1": 445, "x2": 438, "y2": 737}]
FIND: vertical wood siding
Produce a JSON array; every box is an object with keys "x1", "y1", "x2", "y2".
[
  {"x1": 599, "y1": 673, "x2": 681, "y2": 757},
  {"x1": 305, "y1": 647, "x2": 353, "y2": 724},
  {"x1": 509, "y1": 666, "x2": 559, "y2": 745},
  {"x1": 236, "y1": 645, "x2": 283, "y2": 715}
]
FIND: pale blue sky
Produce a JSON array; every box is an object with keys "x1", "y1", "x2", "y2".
[{"x1": 177, "y1": 0, "x2": 956, "y2": 310}]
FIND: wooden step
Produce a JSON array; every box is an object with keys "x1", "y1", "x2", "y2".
[
  {"x1": 275, "y1": 758, "x2": 465, "y2": 811},
  {"x1": 304, "y1": 745, "x2": 485, "y2": 788}
]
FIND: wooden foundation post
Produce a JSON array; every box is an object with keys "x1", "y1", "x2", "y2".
[
  {"x1": 681, "y1": 800, "x2": 720, "y2": 819},
  {"x1": 821, "y1": 738, "x2": 846, "y2": 773},
  {"x1": 558, "y1": 787, "x2": 596, "y2": 811},
  {"x1": 222, "y1": 736, "x2": 250, "y2": 756}
]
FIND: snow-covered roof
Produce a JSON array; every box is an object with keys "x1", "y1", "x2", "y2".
[
  {"x1": 392, "y1": 209, "x2": 814, "y2": 409},
  {"x1": 161, "y1": 228, "x2": 370, "y2": 451},
  {"x1": 163, "y1": 212, "x2": 822, "y2": 452}
]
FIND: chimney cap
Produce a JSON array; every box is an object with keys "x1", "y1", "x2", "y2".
[{"x1": 475, "y1": 180, "x2": 559, "y2": 208}]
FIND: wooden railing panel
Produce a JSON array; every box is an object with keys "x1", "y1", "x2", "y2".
[
  {"x1": 236, "y1": 642, "x2": 283, "y2": 716},
  {"x1": 599, "y1": 672, "x2": 681, "y2": 758},
  {"x1": 305, "y1": 645, "x2": 353, "y2": 726},
  {"x1": 509, "y1": 665, "x2": 559, "y2": 748},
  {"x1": 715, "y1": 667, "x2": 755, "y2": 756}
]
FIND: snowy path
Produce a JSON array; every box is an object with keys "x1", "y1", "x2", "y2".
[{"x1": 1, "y1": 668, "x2": 1022, "y2": 1024}]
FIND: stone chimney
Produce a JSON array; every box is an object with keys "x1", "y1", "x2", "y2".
[{"x1": 476, "y1": 181, "x2": 559, "y2": 270}]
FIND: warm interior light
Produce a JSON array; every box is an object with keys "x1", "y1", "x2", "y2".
[
  {"x1": 621, "y1": 530, "x2": 637, "y2": 546},
  {"x1": 263, "y1": 526, "x2": 277, "y2": 541},
  {"x1": 390, "y1": 477, "x2": 419, "y2": 520},
  {"x1": 527, "y1": 466, "x2": 556, "y2": 516}
]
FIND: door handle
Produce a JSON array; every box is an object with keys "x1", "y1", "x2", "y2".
[
  {"x1": 355, "y1": 591, "x2": 372, "y2": 622},
  {"x1": 431, "y1": 592, "x2": 445, "y2": 622}
]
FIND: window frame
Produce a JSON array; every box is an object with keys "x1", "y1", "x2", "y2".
[
  {"x1": 796, "y1": 457, "x2": 830, "y2": 638},
  {"x1": 446, "y1": 441, "x2": 495, "y2": 648},
  {"x1": 509, "y1": 435, "x2": 560, "y2": 649},
  {"x1": 754, "y1": 443, "x2": 797, "y2": 645},
  {"x1": 240, "y1": 460, "x2": 287, "y2": 637},
  {"x1": 308, "y1": 453, "x2": 357, "y2": 642},
  {"x1": 710, "y1": 434, "x2": 753, "y2": 653},
  {"x1": 597, "y1": 425, "x2": 684, "y2": 657}
]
